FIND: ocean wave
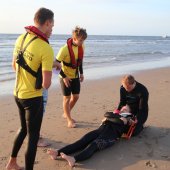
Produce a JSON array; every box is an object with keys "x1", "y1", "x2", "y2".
[
  {"x1": 0, "y1": 63, "x2": 12, "y2": 67},
  {"x1": 0, "y1": 71, "x2": 14, "y2": 76},
  {"x1": 0, "y1": 74, "x2": 15, "y2": 82},
  {"x1": 121, "y1": 51, "x2": 166, "y2": 56}
]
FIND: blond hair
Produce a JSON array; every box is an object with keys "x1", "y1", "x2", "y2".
[{"x1": 72, "y1": 26, "x2": 87, "y2": 40}]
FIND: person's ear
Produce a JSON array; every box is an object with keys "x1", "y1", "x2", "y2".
[{"x1": 44, "y1": 20, "x2": 51, "y2": 27}]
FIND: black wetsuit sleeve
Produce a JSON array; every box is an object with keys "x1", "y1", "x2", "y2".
[
  {"x1": 59, "y1": 69, "x2": 66, "y2": 78},
  {"x1": 56, "y1": 59, "x2": 61, "y2": 63},
  {"x1": 136, "y1": 89, "x2": 149, "y2": 124},
  {"x1": 55, "y1": 59, "x2": 66, "y2": 78},
  {"x1": 79, "y1": 63, "x2": 83, "y2": 74},
  {"x1": 117, "y1": 86, "x2": 127, "y2": 110}
]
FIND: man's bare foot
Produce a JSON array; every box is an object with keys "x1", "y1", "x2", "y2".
[
  {"x1": 47, "y1": 149, "x2": 59, "y2": 160},
  {"x1": 62, "y1": 114, "x2": 67, "y2": 119},
  {"x1": 68, "y1": 121, "x2": 76, "y2": 128},
  {"x1": 6, "y1": 162, "x2": 22, "y2": 170},
  {"x1": 60, "y1": 152, "x2": 76, "y2": 167},
  {"x1": 62, "y1": 114, "x2": 76, "y2": 123},
  {"x1": 71, "y1": 118, "x2": 76, "y2": 123}
]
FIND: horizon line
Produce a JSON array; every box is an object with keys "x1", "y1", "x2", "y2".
[{"x1": 0, "y1": 33, "x2": 166, "y2": 37}]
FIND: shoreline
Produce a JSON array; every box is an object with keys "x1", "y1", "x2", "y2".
[
  {"x1": 1, "y1": 62, "x2": 170, "y2": 97},
  {"x1": 1, "y1": 67, "x2": 170, "y2": 169}
]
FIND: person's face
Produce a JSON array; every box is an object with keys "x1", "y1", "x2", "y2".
[
  {"x1": 44, "y1": 19, "x2": 54, "y2": 38},
  {"x1": 122, "y1": 82, "x2": 135, "y2": 92},
  {"x1": 73, "y1": 37, "x2": 84, "y2": 46}
]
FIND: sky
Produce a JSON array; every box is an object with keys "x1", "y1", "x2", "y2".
[{"x1": 0, "y1": 0, "x2": 170, "y2": 36}]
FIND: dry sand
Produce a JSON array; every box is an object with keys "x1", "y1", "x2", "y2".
[{"x1": 1, "y1": 67, "x2": 170, "y2": 170}]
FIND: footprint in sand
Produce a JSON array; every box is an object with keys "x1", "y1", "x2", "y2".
[
  {"x1": 0, "y1": 156, "x2": 7, "y2": 161},
  {"x1": 144, "y1": 142, "x2": 154, "y2": 157},
  {"x1": 145, "y1": 160, "x2": 157, "y2": 168}
]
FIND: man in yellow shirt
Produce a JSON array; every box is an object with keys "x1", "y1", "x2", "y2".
[
  {"x1": 6, "y1": 8, "x2": 54, "y2": 170},
  {"x1": 56, "y1": 26, "x2": 87, "y2": 128}
]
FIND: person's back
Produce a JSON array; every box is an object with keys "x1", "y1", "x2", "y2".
[
  {"x1": 6, "y1": 7, "x2": 54, "y2": 170},
  {"x1": 13, "y1": 33, "x2": 54, "y2": 99}
]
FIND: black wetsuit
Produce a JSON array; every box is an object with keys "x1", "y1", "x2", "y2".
[
  {"x1": 12, "y1": 96, "x2": 43, "y2": 170},
  {"x1": 117, "y1": 81, "x2": 149, "y2": 136},
  {"x1": 57, "y1": 119, "x2": 126, "y2": 162}
]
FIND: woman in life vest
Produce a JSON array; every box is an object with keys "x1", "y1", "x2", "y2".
[{"x1": 56, "y1": 26, "x2": 87, "y2": 128}]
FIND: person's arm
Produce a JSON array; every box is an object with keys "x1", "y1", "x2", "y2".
[
  {"x1": 79, "y1": 63, "x2": 84, "y2": 82},
  {"x1": 12, "y1": 56, "x2": 16, "y2": 71},
  {"x1": 60, "y1": 69, "x2": 66, "y2": 78},
  {"x1": 79, "y1": 63, "x2": 83, "y2": 74},
  {"x1": 53, "y1": 60, "x2": 61, "y2": 69},
  {"x1": 56, "y1": 47, "x2": 67, "y2": 79},
  {"x1": 42, "y1": 70, "x2": 52, "y2": 89},
  {"x1": 136, "y1": 89, "x2": 149, "y2": 124},
  {"x1": 41, "y1": 45, "x2": 54, "y2": 89},
  {"x1": 117, "y1": 87, "x2": 127, "y2": 110}
]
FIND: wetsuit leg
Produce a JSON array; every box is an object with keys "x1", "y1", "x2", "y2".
[
  {"x1": 11, "y1": 96, "x2": 43, "y2": 170},
  {"x1": 11, "y1": 97, "x2": 27, "y2": 157},
  {"x1": 133, "y1": 123, "x2": 144, "y2": 136},
  {"x1": 74, "y1": 141, "x2": 99, "y2": 162},
  {"x1": 74, "y1": 137, "x2": 116, "y2": 162},
  {"x1": 58, "y1": 128, "x2": 101, "y2": 155},
  {"x1": 72, "y1": 124, "x2": 117, "y2": 162},
  {"x1": 25, "y1": 97, "x2": 43, "y2": 170},
  {"x1": 133, "y1": 111, "x2": 148, "y2": 136}
]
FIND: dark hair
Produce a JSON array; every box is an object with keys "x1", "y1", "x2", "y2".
[
  {"x1": 72, "y1": 26, "x2": 87, "y2": 40},
  {"x1": 34, "y1": 7, "x2": 54, "y2": 25}
]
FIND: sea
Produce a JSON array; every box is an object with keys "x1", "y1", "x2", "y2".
[{"x1": 1, "y1": 34, "x2": 170, "y2": 96}]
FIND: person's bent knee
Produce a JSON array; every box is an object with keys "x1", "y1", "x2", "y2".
[
  {"x1": 72, "y1": 94, "x2": 79, "y2": 101},
  {"x1": 63, "y1": 96, "x2": 71, "y2": 103}
]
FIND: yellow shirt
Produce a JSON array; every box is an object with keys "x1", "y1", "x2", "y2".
[
  {"x1": 56, "y1": 44, "x2": 84, "y2": 79},
  {"x1": 13, "y1": 33, "x2": 54, "y2": 99}
]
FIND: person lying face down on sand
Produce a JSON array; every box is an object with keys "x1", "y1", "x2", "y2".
[{"x1": 47, "y1": 105, "x2": 136, "y2": 167}]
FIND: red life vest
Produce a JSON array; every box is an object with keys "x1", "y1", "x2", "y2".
[
  {"x1": 66, "y1": 38, "x2": 84, "y2": 69},
  {"x1": 25, "y1": 26, "x2": 49, "y2": 43}
]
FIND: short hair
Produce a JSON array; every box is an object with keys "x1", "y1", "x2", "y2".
[
  {"x1": 34, "y1": 7, "x2": 54, "y2": 26},
  {"x1": 122, "y1": 75, "x2": 135, "y2": 85},
  {"x1": 72, "y1": 26, "x2": 87, "y2": 40}
]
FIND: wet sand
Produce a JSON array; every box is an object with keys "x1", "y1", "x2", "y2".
[{"x1": 1, "y1": 67, "x2": 170, "y2": 170}]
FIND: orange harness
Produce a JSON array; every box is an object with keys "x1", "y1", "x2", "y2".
[{"x1": 122, "y1": 118, "x2": 138, "y2": 139}]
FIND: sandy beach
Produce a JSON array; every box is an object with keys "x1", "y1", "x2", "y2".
[{"x1": 1, "y1": 67, "x2": 170, "y2": 170}]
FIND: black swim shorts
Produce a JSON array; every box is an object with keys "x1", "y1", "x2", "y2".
[{"x1": 60, "y1": 78, "x2": 80, "y2": 96}]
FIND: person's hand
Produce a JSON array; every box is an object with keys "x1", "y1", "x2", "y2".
[
  {"x1": 120, "y1": 117, "x2": 128, "y2": 125},
  {"x1": 113, "y1": 109, "x2": 120, "y2": 114},
  {"x1": 63, "y1": 77, "x2": 72, "y2": 88},
  {"x1": 53, "y1": 61, "x2": 61, "y2": 70},
  {"x1": 128, "y1": 118, "x2": 137, "y2": 125},
  {"x1": 101, "y1": 117, "x2": 106, "y2": 123},
  {"x1": 80, "y1": 74, "x2": 84, "y2": 82},
  {"x1": 100, "y1": 118, "x2": 106, "y2": 125}
]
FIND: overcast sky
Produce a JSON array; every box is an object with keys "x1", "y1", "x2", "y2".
[{"x1": 0, "y1": 0, "x2": 170, "y2": 36}]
